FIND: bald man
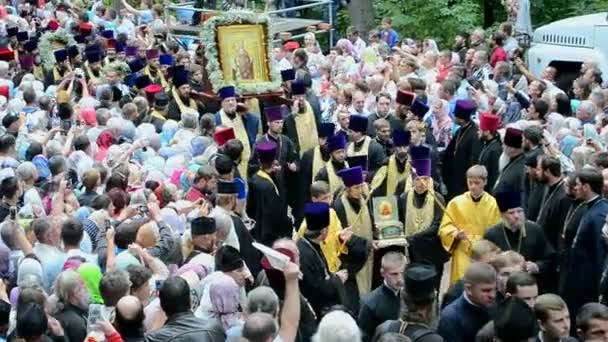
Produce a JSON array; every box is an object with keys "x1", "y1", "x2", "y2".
[{"x1": 115, "y1": 296, "x2": 145, "y2": 341}]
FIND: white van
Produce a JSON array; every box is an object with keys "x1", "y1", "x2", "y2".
[{"x1": 527, "y1": 12, "x2": 608, "y2": 90}]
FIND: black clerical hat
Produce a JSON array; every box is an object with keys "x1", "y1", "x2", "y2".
[
  {"x1": 494, "y1": 297, "x2": 537, "y2": 341},
  {"x1": 405, "y1": 263, "x2": 437, "y2": 299},
  {"x1": 215, "y1": 245, "x2": 244, "y2": 272},
  {"x1": 191, "y1": 216, "x2": 216, "y2": 236}
]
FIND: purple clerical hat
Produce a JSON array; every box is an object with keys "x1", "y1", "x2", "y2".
[
  {"x1": 219, "y1": 86, "x2": 236, "y2": 100},
  {"x1": 125, "y1": 46, "x2": 139, "y2": 57},
  {"x1": 257, "y1": 141, "x2": 278, "y2": 164},
  {"x1": 393, "y1": 129, "x2": 411, "y2": 147},
  {"x1": 265, "y1": 106, "x2": 284, "y2": 122},
  {"x1": 453, "y1": 99, "x2": 476, "y2": 120},
  {"x1": 410, "y1": 99, "x2": 429, "y2": 119},
  {"x1": 348, "y1": 115, "x2": 367, "y2": 133},
  {"x1": 337, "y1": 166, "x2": 364, "y2": 187},
  {"x1": 327, "y1": 133, "x2": 346, "y2": 153},
  {"x1": 304, "y1": 202, "x2": 330, "y2": 231},
  {"x1": 410, "y1": 145, "x2": 431, "y2": 177}
]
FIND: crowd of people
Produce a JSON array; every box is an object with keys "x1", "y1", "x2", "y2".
[{"x1": 0, "y1": 0, "x2": 607, "y2": 341}]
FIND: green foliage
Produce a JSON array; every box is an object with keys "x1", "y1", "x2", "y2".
[
  {"x1": 374, "y1": 0, "x2": 481, "y2": 47},
  {"x1": 530, "y1": 0, "x2": 608, "y2": 26}
]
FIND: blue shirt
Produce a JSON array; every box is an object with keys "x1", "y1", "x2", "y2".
[{"x1": 381, "y1": 29, "x2": 399, "y2": 48}]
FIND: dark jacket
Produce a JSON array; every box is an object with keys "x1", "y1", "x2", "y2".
[
  {"x1": 54, "y1": 304, "x2": 87, "y2": 342},
  {"x1": 372, "y1": 320, "x2": 444, "y2": 342},
  {"x1": 358, "y1": 284, "x2": 401, "y2": 342},
  {"x1": 144, "y1": 312, "x2": 225, "y2": 342},
  {"x1": 438, "y1": 295, "x2": 492, "y2": 342}
]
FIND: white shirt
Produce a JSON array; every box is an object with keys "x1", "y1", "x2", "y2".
[
  {"x1": 66, "y1": 248, "x2": 98, "y2": 265},
  {"x1": 277, "y1": 58, "x2": 293, "y2": 72}
]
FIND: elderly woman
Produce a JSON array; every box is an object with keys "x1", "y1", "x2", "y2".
[
  {"x1": 173, "y1": 111, "x2": 198, "y2": 146},
  {"x1": 303, "y1": 33, "x2": 326, "y2": 80},
  {"x1": 16, "y1": 162, "x2": 42, "y2": 209},
  {"x1": 429, "y1": 98, "x2": 453, "y2": 149},
  {"x1": 208, "y1": 273, "x2": 243, "y2": 332}
]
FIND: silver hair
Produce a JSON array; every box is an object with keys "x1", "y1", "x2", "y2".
[
  {"x1": 209, "y1": 208, "x2": 232, "y2": 239},
  {"x1": 578, "y1": 100, "x2": 596, "y2": 116},
  {"x1": 313, "y1": 310, "x2": 362, "y2": 342},
  {"x1": 53, "y1": 270, "x2": 82, "y2": 307},
  {"x1": 45, "y1": 140, "x2": 63, "y2": 159},
  {"x1": 17, "y1": 162, "x2": 37, "y2": 182},
  {"x1": 181, "y1": 111, "x2": 199, "y2": 130},
  {"x1": 0, "y1": 62, "x2": 8, "y2": 77},
  {"x1": 246, "y1": 286, "x2": 280, "y2": 316},
  {"x1": 107, "y1": 117, "x2": 124, "y2": 136}
]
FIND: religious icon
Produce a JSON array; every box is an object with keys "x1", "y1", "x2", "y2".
[
  {"x1": 217, "y1": 24, "x2": 270, "y2": 84},
  {"x1": 233, "y1": 41, "x2": 254, "y2": 80},
  {"x1": 372, "y1": 196, "x2": 407, "y2": 248}
]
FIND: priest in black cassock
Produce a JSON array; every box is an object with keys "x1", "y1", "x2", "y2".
[
  {"x1": 534, "y1": 156, "x2": 569, "y2": 293},
  {"x1": 371, "y1": 129, "x2": 412, "y2": 198},
  {"x1": 183, "y1": 216, "x2": 217, "y2": 265},
  {"x1": 558, "y1": 175, "x2": 587, "y2": 296},
  {"x1": 283, "y1": 81, "x2": 320, "y2": 157},
  {"x1": 315, "y1": 133, "x2": 349, "y2": 196},
  {"x1": 167, "y1": 65, "x2": 205, "y2": 121},
  {"x1": 478, "y1": 112, "x2": 503, "y2": 192},
  {"x1": 483, "y1": 190, "x2": 556, "y2": 293},
  {"x1": 248, "y1": 106, "x2": 299, "y2": 200},
  {"x1": 247, "y1": 141, "x2": 293, "y2": 246},
  {"x1": 493, "y1": 128, "x2": 526, "y2": 202},
  {"x1": 563, "y1": 169, "x2": 608, "y2": 318},
  {"x1": 347, "y1": 115, "x2": 386, "y2": 176},
  {"x1": 298, "y1": 122, "x2": 335, "y2": 217},
  {"x1": 334, "y1": 166, "x2": 374, "y2": 309},
  {"x1": 398, "y1": 145, "x2": 449, "y2": 283},
  {"x1": 441, "y1": 99, "x2": 481, "y2": 200},
  {"x1": 215, "y1": 180, "x2": 261, "y2": 278},
  {"x1": 297, "y1": 202, "x2": 347, "y2": 317}
]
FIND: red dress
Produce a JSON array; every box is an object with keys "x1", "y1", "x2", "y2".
[{"x1": 490, "y1": 47, "x2": 507, "y2": 68}]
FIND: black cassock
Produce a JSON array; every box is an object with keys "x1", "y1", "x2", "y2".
[
  {"x1": 558, "y1": 199, "x2": 587, "y2": 295},
  {"x1": 524, "y1": 147, "x2": 545, "y2": 221},
  {"x1": 297, "y1": 237, "x2": 344, "y2": 317},
  {"x1": 299, "y1": 146, "x2": 330, "y2": 208},
  {"x1": 283, "y1": 112, "x2": 321, "y2": 156},
  {"x1": 246, "y1": 172, "x2": 292, "y2": 246},
  {"x1": 334, "y1": 196, "x2": 378, "y2": 298},
  {"x1": 563, "y1": 197, "x2": 608, "y2": 318},
  {"x1": 484, "y1": 221, "x2": 556, "y2": 292},
  {"x1": 441, "y1": 121, "x2": 481, "y2": 200},
  {"x1": 166, "y1": 97, "x2": 205, "y2": 121},
  {"x1": 349, "y1": 138, "x2": 387, "y2": 176},
  {"x1": 478, "y1": 136, "x2": 502, "y2": 193},
  {"x1": 535, "y1": 179, "x2": 570, "y2": 293},
  {"x1": 493, "y1": 153, "x2": 526, "y2": 203},
  {"x1": 397, "y1": 191, "x2": 450, "y2": 282},
  {"x1": 248, "y1": 133, "x2": 299, "y2": 200},
  {"x1": 230, "y1": 214, "x2": 262, "y2": 278}
]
